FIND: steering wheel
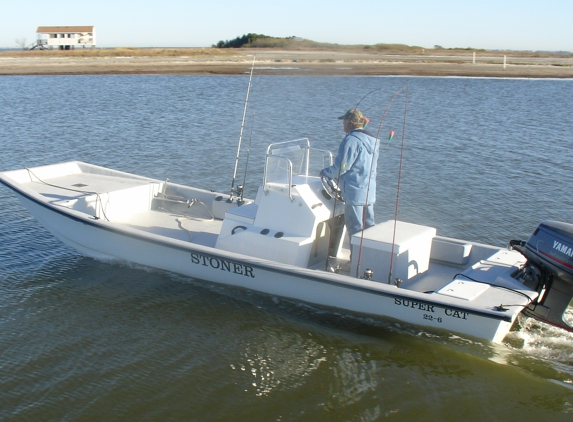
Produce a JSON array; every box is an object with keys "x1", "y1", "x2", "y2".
[{"x1": 321, "y1": 176, "x2": 344, "y2": 202}]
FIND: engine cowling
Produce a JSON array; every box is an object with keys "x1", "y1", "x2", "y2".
[{"x1": 510, "y1": 221, "x2": 573, "y2": 332}]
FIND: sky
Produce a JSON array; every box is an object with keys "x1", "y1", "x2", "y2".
[{"x1": 2, "y1": 0, "x2": 572, "y2": 52}]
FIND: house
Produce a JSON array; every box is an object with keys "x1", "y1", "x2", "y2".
[{"x1": 36, "y1": 26, "x2": 96, "y2": 50}]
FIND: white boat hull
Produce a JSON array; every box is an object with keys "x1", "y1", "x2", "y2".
[{"x1": 12, "y1": 189, "x2": 518, "y2": 343}]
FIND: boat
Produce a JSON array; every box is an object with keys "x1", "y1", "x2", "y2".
[{"x1": 1, "y1": 137, "x2": 572, "y2": 343}]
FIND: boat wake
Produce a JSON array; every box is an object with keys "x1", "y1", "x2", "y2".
[
  {"x1": 497, "y1": 314, "x2": 573, "y2": 389},
  {"x1": 507, "y1": 315, "x2": 573, "y2": 365}
]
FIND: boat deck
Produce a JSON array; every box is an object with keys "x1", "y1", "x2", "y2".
[{"x1": 116, "y1": 208, "x2": 223, "y2": 248}]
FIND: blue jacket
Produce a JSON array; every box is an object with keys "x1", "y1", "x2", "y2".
[{"x1": 321, "y1": 129, "x2": 379, "y2": 205}]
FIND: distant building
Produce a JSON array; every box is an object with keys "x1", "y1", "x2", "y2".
[{"x1": 36, "y1": 26, "x2": 96, "y2": 50}]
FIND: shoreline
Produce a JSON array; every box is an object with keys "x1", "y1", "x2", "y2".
[{"x1": 1, "y1": 49, "x2": 572, "y2": 78}]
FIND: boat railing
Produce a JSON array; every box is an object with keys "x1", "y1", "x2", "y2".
[{"x1": 264, "y1": 139, "x2": 333, "y2": 200}]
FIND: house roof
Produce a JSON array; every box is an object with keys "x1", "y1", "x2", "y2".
[{"x1": 37, "y1": 26, "x2": 94, "y2": 33}]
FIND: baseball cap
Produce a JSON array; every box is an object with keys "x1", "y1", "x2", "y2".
[{"x1": 338, "y1": 109, "x2": 365, "y2": 124}]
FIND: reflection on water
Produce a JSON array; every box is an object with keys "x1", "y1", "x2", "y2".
[{"x1": 231, "y1": 332, "x2": 327, "y2": 397}]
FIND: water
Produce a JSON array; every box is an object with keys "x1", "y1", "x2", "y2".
[{"x1": 1, "y1": 75, "x2": 573, "y2": 421}]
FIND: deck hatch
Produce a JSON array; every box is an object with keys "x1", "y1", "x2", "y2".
[{"x1": 437, "y1": 279, "x2": 490, "y2": 301}]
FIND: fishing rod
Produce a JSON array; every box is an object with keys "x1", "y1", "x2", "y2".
[
  {"x1": 229, "y1": 56, "x2": 256, "y2": 201},
  {"x1": 354, "y1": 88, "x2": 381, "y2": 110},
  {"x1": 354, "y1": 86, "x2": 404, "y2": 279},
  {"x1": 387, "y1": 85, "x2": 410, "y2": 284},
  {"x1": 238, "y1": 111, "x2": 256, "y2": 205}
]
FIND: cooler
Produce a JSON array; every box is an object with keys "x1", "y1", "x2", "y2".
[{"x1": 351, "y1": 220, "x2": 436, "y2": 283}]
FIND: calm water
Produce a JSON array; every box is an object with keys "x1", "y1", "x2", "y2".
[{"x1": 1, "y1": 75, "x2": 573, "y2": 421}]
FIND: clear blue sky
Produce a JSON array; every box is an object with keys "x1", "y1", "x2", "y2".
[{"x1": 2, "y1": 0, "x2": 571, "y2": 51}]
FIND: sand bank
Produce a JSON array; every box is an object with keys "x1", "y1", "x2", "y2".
[{"x1": 1, "y1": 49, "x2": 572, "y2": 78}]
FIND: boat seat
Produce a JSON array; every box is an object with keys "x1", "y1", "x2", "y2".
[{"x1": 222, "y1": 202, "x2": 258, "y2": 225}]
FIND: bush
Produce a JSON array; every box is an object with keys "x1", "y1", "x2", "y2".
[{"x1": 213, "y1": 34, "x2": 296, "y2": 48}]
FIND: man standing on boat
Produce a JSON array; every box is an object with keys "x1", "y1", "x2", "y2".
[{"x1": 321, "y1": 108, "x2": 379, "y2": 236}]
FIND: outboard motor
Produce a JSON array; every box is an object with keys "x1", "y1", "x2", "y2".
[{"x1": 510, "y1": 221, "x2": 573, "y2": 332}]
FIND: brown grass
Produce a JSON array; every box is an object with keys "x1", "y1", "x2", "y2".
[
  {"x1": 0, "y1": 47, "x2": 238, "y2": 58},
  {"x1": 1, "y1": 42, "x2": 571, "y2": 60},
  {"x1": 242, "y1": 38, "x2": 572, "y2": 58},
  {"x1": 247, "y1": 38, "x2": 425, "y2": 53}
]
